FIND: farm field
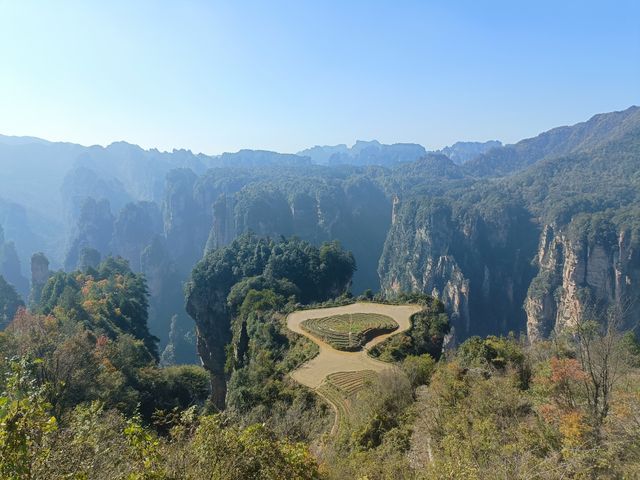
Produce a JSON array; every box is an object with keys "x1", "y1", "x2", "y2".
[
  {"x1": 286, "y1": 302, "x2": 421, "y2": 436},
  {"x1": 301, "y1": 313, "x2": 398, "y2": 351},
  {"x1": 316, "y1": 370, "x2": 378, "y2": 436}
]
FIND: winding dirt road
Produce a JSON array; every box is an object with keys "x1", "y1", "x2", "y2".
[{"x1": 286, "y1": 302, "x2": 421, "y2": 389}]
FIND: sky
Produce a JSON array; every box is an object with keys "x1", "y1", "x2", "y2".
[{"x1": 0, "y1": 1, "x2": 638, "y2": 154}]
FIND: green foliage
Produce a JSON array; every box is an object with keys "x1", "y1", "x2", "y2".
[
  {"x1": 401, "y1": 354, "x2": 436, "y2": 389},
  {"x1": 186, "y1": 233, "x2": 356, "y2": 409},
  {"x1": 186, "y1": 415, "x2": 320, "y2": 479},
  {"x1": 2, "y1": 396, "x2": 321, "y2": 480},
  {"x1": 135, "y1": 365, "x2": 211, "y2": 426},
  {"x1": 188, "y1": 233, "x2": 356, "y2": 312},
  {"x1": 228, "y1": 276, "x2": 297, "y2": 315},
  {"x1": 0, "y1": 358, "x2": 57, "y2": 480},
  {"x1": 38, "y1": 256, "x2": 159, "y2": 359},
  {"x1": 370, "y1": 301, "x2": 450, "y2": 362},
  {"x1": 321, "y1": 371, "x2": 416, "y2": 479},
  {"x1": 458, "y1": 335, "x2": 525, "y2": 369},
  {"x1": 1, "y1": 308, "x2": 210, "y2": 423},
  {"x1": 225, "y1": 304, "x2": 329, "y2": 441},
  {"x1": 0, "y1": 275, "x2": 23, "y2": 329}
]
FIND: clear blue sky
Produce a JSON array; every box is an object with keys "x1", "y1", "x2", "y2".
[{"x1": 1, "y1": 1, "x2": 638, "y2": 154}]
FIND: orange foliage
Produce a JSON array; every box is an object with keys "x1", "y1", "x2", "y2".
[{"x1": 550, "y1": 357, "x2": 587, "y2": 384}]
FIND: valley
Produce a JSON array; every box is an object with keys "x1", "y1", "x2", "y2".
[
  {"x1": 2, "y1": 3, "x2": 638, "y2": 477},
  {"x1": 1, "y1": 107, "x2": 639, "y2": 479}
]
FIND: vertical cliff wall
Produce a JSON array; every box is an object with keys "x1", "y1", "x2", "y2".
[
  {"x1": 199, "y1": 176, "x2": 391, "y2": 293},
  {"x1": 379, "y1": 196, "x2": 539, "y2": 340},
  {"x1": 525, "y1": 221, "x2": 640, "y2": 339}
]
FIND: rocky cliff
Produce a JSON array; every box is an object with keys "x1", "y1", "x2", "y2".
[
  {"x1": 199, "y1": 175, "x2": 391, "y2": 292},
  {"x1": 185, "y1": 234, "x2": 355, "y2": 409},
  {"x1": 0, "y1": 225, "x2": 29, "y2": 299},
  {"x1": 379, "y1": 195, "x2": 538, "y2": 339},
  {"x1": 29, "y1": 252, "x2": 51, "y2": 307},
  {"x1": 525, "y1": 222, "x2": 640, "y2": 339}
]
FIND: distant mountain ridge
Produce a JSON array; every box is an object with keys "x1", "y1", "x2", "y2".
[
  {"x1": 465, "y1": 106, "x2": 640, "y2": 176},
  {"x1": 436, "y1": 140, "x2": 502, "y2": 164},
  {"x1": 299, "y1": 140, "x2": 427, "y2": 166}
]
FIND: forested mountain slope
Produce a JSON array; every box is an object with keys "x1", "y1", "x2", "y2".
[
  {"x1": 465, "y1": 105, "x2": 640, "y2": 176},
  {"x1": 0, "y1": 106, "x2": 638, "y2": 354},
  {"x1": 379, "y1": 106, "x2": 640, "y2": 340}
]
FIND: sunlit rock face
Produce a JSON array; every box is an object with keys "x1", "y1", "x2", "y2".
[{"x1": 525, "y1": 224, "x2": 640, "y2": 340}]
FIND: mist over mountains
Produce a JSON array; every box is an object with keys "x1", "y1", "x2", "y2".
[
  {"x1": 0, "y1": 132, "x2": 497, "y2": 272},
  {"x1": 2, "y1": 106, "x2": 639, "y2": 359}
]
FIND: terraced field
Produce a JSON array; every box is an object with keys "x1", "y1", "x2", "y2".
[
  {"x1": 286, "y1": 302, "x2": 421, "y2": 436},
  {"x1": 316, "y1": 370, "x2": 378, "y2": 435},
  {"x1": 301, "y1": 313, "x2": 398, "y2": 351}
]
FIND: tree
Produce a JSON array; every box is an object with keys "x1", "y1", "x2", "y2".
[
  {"x1": 187, "y1": 415, "x2": 319, "y2": 479},
  {"x1": 0, "y1": 358, "x2": 58, "y2": 479},
  {"x1": 571, "y1": 303, "x2": 632, "y2": 439},
  {"x1": 0, "y1": 275, "x2": 23, "y2": 330}
]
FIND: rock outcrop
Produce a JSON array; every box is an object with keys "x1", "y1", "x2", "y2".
[
  {"x1": 197, "y1": 177, "x2": 390, "y2": 292},
  {"x1": 29, "y1": 252, "x2": 51, "y2": 307},
  {"x1": 379, "y1": 196, "x2": 538, "y2": 340},
  {"x1": 112, "y1": 201, "x2": 162, "y2": 272},
  {"x1": 525, "y1": 222, "x2": 640, "y2": 340},
  {"x1": 437, "y1": 140, "x2": 502, "y2": 165},
  {"x1": 0, "y1": 225, "x2": 29, "y2": 299},
  {"x1": 64, "y1": 198, "x2": 115, "y2": 271}
]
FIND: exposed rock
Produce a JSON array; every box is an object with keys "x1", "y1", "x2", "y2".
[
  {"x1": 29, "y1": 252, "x2": 51, "y2": 307},
  {"x1": 162, "y1": 169, "x2": 206, "y2": 272},
  {"x1": 141, "y1": 235, "x2": 191, "y2": 352},
  {"x1": 0, "y1": 225, "x2": 29, "y2": 299},
  {"x1": 437, "y1": 140, "x2": 502, "y2": 165},
  {"x1": 197, "y1": 177, "x2": 390, "y2": 292},
  {"x1": 0, "y1": 274, "x2": 24, "y2": 329},
  {"x1": 78, "y1": 247, "x2": 101, "y2": 271},
  {"x1": 111, "y1": 201, "x2": 162, "y2": 271},
  {"x1": 525, "y1": 223, "x2": 640, "y2": 340},
  {"x1": 379, "y1": 197, "x2": 538, "y2": 339},
  {"x1": 64, "y1": 198, "x2": 114, "y2": 271}
]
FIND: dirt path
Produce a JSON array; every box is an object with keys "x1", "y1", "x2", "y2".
[{"x1": 286, "y1": 302, "x2": 421, "y2": 389}]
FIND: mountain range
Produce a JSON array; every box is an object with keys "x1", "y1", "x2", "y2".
[{"x1": 1, "y1": 106, "x2": 639, "y2": 360}]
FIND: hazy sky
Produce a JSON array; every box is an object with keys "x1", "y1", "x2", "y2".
[{"x1": 1, "y1": 1, "x2": 638, "y2": 154}]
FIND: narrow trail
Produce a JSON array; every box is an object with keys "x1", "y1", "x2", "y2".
[{"x1": 286, "y1": 302, "x2": 421, "y2": 434}]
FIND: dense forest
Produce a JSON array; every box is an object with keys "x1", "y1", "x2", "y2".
[{"x1": 1, "y1": 106, "x2": 640, "y2": 478}]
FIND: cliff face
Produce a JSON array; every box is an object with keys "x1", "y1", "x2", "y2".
[
  {"x1": 381, "y1": 203, "x2": 640, "y2": 342},
  {"x1": 0, "y1": 225, "x2": 29, "y2": 299},
  {"x1": 64, "y1": 198, "x2": 114, "y2": 271},
  {"x1": 185, "y1": 280, "x2": 230, "y2": 409},
  {"x1": 163, "y1": 169, "x2": 256, "y2": 272},
  {"x1": 29, "y1": 252, "x2": 50, "y2": 307},
  {"x1": 379, "y1": 197, "x2": 539, "y2": 339},
  {"x1": 525, "y1": 223, "x2": 640, "y2": 340},
  {"x1": 112, "y1": 201, "x2": 162, "y2": 272},
  {"x1": 162, "y1": 169, "x2": 204, "y2": 272},
  {"x1": 199, "y1": 177, "x2": 390, "y2": 292}
]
